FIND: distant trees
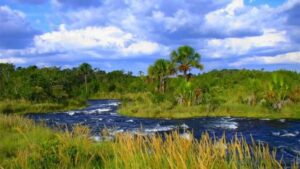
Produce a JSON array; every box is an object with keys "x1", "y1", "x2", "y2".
[{"x1": 0, "y1": 63, "x2": 140, "y2": 103}]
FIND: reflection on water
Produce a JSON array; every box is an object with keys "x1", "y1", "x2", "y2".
[{"x1": 26, "y1": 100, "x2": 300, "y2": 166}]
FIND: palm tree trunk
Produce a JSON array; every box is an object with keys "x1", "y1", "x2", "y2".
[{"x1": 184, "y1": 70, "x2": 188, "y2": 81}]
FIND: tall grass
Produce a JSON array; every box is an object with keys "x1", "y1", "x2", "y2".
[
  {"x1": 0, "y1": 114, "x2": 298, "y2": 169},
  {"x1": 0, "y1": 99, "x2": 86, "y2": 114},
  {"x1": 118, "y1": 93, "x2": 300, "y2": 119}
]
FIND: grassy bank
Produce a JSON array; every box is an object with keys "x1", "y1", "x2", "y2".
[
  {"x1": 120, "y1": 102, "x2": 300, "y2": 119},
  {"x1": 0, "y1": 114, "x2": 297, "y2": 169},
  {"x1": 0, "y1": 99, "x2": 87, "y2": 114},
  {"x1": 117, "y1": 92, "x2": 300, "y2": 119}
]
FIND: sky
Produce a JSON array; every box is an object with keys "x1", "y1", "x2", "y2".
[{"x1": 0, "y1": 0, "x2": 300, "y2": 74}]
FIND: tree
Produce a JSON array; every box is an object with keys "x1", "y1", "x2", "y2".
[
  {"x1": 147, "y1": 59, "x2": 174, "y2": 93},
  {"x1": 79, "y1": 63, "x2": 93, "y2": 95},
  {"x1": 171, "y1": 45, "x2": 204, "y2": 81},
  {"x1": 0, "y1": 63, "x2": 15, "y2": 98}
]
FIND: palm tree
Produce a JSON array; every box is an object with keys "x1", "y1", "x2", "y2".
[
  {"x1": 79, "y1": 63, "x2": 93, "y2": 95},
  {"x1": 171, "y1": 45, "x2": 204, "y2": 81},
  {"x1": 147, "y1": 59, "x2": 175, "y2": 93}
]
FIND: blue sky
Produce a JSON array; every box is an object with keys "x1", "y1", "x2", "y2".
[{"x1": 0, "y1": 0, "x2": 299, "y2": 74}]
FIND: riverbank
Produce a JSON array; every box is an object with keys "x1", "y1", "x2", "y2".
[
  {"x1": 0, "y1": 114, "x2": 297, "y2": 169},
  {"x1": 0, "y1": 99, "x2": 87, "y2": 114},
  {"x1": 119, "y1": 102, "x2": 300, "y2": 119},
  {"x1": 106, "y1": 92, "x2": 300, "y2": 119},
  {"x1": 2, "y1": 91, "x2": 299, "y2": 120},
  {"x1": 91, "y1": 92, "x2": 300, "y2": 119}
]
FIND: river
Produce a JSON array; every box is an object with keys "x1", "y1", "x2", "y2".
[{"x1": 26, "y1": 99, "x2": 300, "y2": 167}]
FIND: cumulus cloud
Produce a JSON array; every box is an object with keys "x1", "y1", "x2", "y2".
[
  {"x1": 0, "y1": 25, "x2": 167, "y2": 66},
  {"x1": 1, "y1": 0, "x2": 300, "y2": 72},
  {"x1": 29, "y1": 25, "x2": 165, "y2": 57},
  {"x1": 34, "y1": 26, "x2": 133, "y2": 52},
  {"x1": 205, "y1": 29, "x2": 288, "y2": 58},
  {"x1": 231, "y1": 52, "x2": 300, "y2": 67},
  {"x1": 0, "y1": 6, "x2": 38, "y2": 49},
  {"x1": 202, "y1": 0, "x2": 278, "y2": 38},
  {"x1": 121, "y1": 41, "x2": 163, "y2": 56},
  {"x1": 57, "y1": 0, "x2": 234, "y2": 41}
]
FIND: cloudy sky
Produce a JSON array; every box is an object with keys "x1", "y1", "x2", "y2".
[{"x1": 0, "y1": 0, "x2": 299, "y2": 73}]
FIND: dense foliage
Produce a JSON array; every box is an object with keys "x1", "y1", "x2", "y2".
[
  {"x1": 143, "y1": 46, "x2": 300, "y2": 114},
  {"x1": 1, "y1": 64, "x2": 300, "y2": 115},
  {"x1": 0, "y1": 63, "x2": 144, "y2": 102}
]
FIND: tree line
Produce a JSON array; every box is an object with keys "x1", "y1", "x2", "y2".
[
  {"x1": 1, "y1": 45, "x2": 300, "y2": 112},
  {"x1": 0, "y1": 63, "x2": 144, "y2": 103}
]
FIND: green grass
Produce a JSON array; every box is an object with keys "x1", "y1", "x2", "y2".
[
  {"x1": 0, "y1": 99, "x2": 87, "y2": 114},
  {"x1": 117, "y1": 93, "x2": 300, "y2": 119},
  {"x1": 0, "y1": 114, "x2": 297, "y2": 169},
  {"x1": 120, "y1": 102, "x2": 300, "y2": 119}
]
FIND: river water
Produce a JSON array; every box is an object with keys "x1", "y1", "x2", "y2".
[{"x1": 26, "y1": 99, "x2": 300, "y2": 166}]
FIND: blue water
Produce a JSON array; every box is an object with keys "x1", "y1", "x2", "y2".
[{"x1": 27, "y1": 100, "x2": 300, "y2": 167}]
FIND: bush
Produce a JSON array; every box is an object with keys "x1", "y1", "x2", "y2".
[{"x1": 151, "y1": 92, "x2": 165, "y2": 103}]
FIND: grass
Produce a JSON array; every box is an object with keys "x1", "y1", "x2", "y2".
[
  {"x1": 117, "y1": 93, "x2": 300, "y2": 119},
  {"x1": 0, "y1": 99, "x2": 87, "y2": 114},
  {"x1": 0, "y1": 114, "x2": 298, "y2": 169},
  {"x1": 120, "y1": 102, "x2": 300, "y2": 119}
]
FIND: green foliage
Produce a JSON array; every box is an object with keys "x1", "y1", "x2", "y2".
[
  {"x1": 150, "y1": 92, "x2": 166, "y2": 103},
  {"x1": 175, "y1": 80, "x2": 195, "y2": 106},
  {"x1": 0, "y1": 63, "x2": 141, "y2": 107},
  {"x1": 262, "y1": 74, "x2": 291, "y2": 111},
  {"x1": 120, "y1": 69, "x2": 300, "y2": 118},
  {"x1": 148, "y1": 59, "x2": 175, "y2": 93},
  {"x1": 171, "y1": 45, "x2": 204, "y2": 80}
]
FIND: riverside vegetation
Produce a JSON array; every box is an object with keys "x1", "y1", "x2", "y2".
[
  {"x1": 1, "y1": 45, "x2": 300, "y2": 168},
  {"x1": 1, "y1": 47, "x2": 300, "y2": 118},
  {"x1": 0, "y1": 114, "x2": 298, "y2": 169}
]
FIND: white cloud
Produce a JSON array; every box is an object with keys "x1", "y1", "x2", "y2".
[
  {"x1": 231, "y1": 51, "x2": 300, "y2": 67},
  {"x1": 0, "y1": 25, "x2": 168, "y2": 64},
  {"x1": 33, "y1": 26, "x2": 133, "y2": 53},
  {"x1": 13, "y1": 25, "x2": 166, "y2": 60},
  {"x1": 203, "y1": 0, "x2": 277, "y2": 38},
  {"x1": 204, "y1": 0, "x2": 245, "y2": 31},
  {"x1": 152, "y1": 9, "x2": 193, "y2": 32},
  {"x1": 0, "y1": 57, "x2": 26, "y2": 64},
  {"x1": 206, "y1": 29, "x2": 288, "y2": 58},
  {"x1": 121, "y1": 41, "x2": 162, "y2": 55}
]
